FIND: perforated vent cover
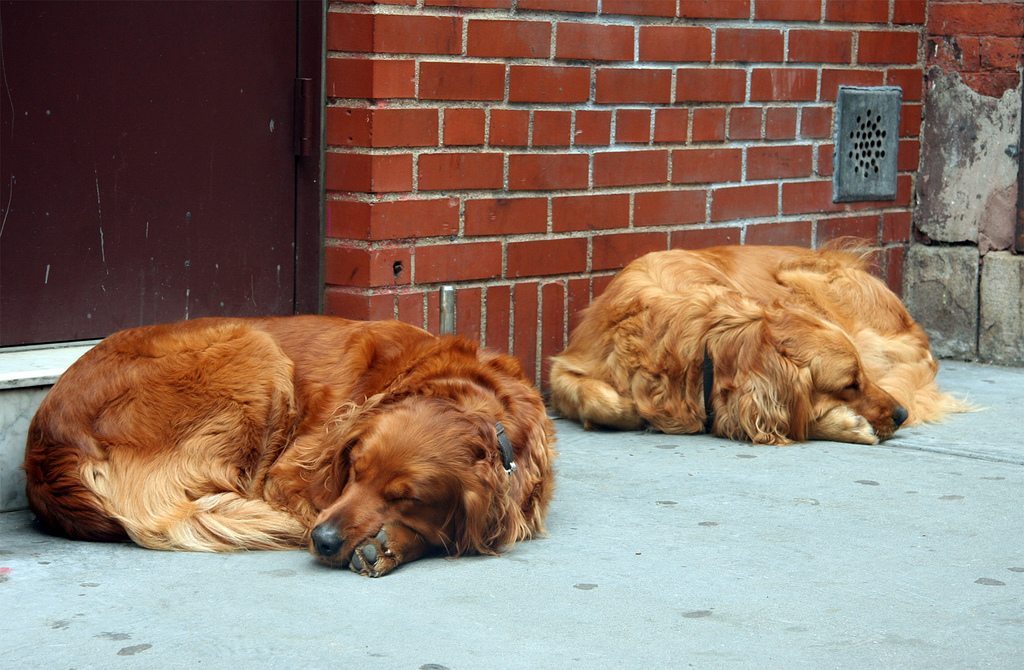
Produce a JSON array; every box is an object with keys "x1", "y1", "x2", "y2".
[{"x1": 833, "y1": 86, "x2": 902, "y2": 203}]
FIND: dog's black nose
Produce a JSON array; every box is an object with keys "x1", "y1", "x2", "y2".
[
  {"x1": 893, "y1": 405, "x2": 908, "y2": 428},
  {"x1": 311, "y1": 523, "x2": 344, "y2": 557}
]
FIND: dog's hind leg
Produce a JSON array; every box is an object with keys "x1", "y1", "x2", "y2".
[{"x1": 548, "y1": 359, "x2": 643, "y2": 430}]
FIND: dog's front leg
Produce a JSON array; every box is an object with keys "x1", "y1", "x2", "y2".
[
  {"x1": 348, "y1": 523, "x2": 431, "y2": 578},
  {"x1": 809, "y1": 406, "x2": 878, "y2": 444}
]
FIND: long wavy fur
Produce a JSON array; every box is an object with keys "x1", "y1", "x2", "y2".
[
  {"x1": 550, "y1": 245, "x2": 969, "y2": 445},
  {"x1": 24, "y1": 317, "x2": 556, "y2": 574}
]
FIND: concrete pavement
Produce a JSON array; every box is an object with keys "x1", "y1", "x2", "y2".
[{"x1": 1, "y1": 360, "x2": 1021, "y2": 669}]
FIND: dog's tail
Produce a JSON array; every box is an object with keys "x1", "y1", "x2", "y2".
[
  {"x1": 863, "y1": 344, "x2": 978, "y2": 425},
  {"x1": 548, "y1": 356, "x2": 642, "y2": 430},
  {"x1": 78, "y1": 460, "x2": 308, "y2": 552},
  {"x1": 115, "y1": 492, "x2": 308, "y2": 552},
  {"x1": 896, "y1": 379, "x2": 977, "y2": 426}
]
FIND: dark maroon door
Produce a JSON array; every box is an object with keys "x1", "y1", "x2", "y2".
[{"x1": 0, "y1": 1, "x2": 321, "y2": 346}]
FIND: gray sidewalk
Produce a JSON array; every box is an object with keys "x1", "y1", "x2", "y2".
[{"x1": 1, "y1": 360, "x2": 1021, "y2": 669}]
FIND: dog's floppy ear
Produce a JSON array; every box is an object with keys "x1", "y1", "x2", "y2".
[
  {"x1": 709, "y1": 307, "x2": 814, "y2": 445},
  {"x1": 455, "y1": 413, "x2": 541, "y2": 557},
  {"x1": 290, "y1": 393, "x2": 387, "y2": 507}
]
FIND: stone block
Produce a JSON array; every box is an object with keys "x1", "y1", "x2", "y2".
[
  {"x1": 914, "y1": 69, "x2": 1021, "y2": 253},
  {"x1": 1, "y1": 386, "x2": 50, "y2": 512},
  {"x1": 980, "y1": 251, "x2": 1024, "y2": 366},
  {"x1": 903, "y1": 245, "x2": 979, "y2": 360}
]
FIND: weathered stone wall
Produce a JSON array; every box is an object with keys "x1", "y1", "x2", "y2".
[
  {"x1": 905, "y1": 3, "x2": 1022, "y2": 366},
  {"x1": 915, "y1": 70, "x2": 1020, "y2": 253}
]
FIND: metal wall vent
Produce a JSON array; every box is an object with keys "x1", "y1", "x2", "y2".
[{"x1": 833, "y1": 86, "x2": 902, "y2": 203}]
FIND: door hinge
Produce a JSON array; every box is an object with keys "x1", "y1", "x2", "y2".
[{"x1": 294, "y1": 77, "x2": 314, "y2": 157}]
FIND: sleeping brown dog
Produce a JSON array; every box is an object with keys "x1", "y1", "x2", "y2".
[
  {"x1": 549, "y1": 245, "x2": 965, "y2": 446},
  {"x1": 23, "y1": 316, "x2": 556, "y2": 576}
]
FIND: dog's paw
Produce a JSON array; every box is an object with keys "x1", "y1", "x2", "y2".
[
  {"x1": 810, "y1": 406, "x2": 878, "y2": 445},
  {"x1": 348, "y1": 529, "x2": 399, "y2": 578}
]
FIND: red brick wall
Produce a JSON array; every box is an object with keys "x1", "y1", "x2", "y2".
[
  {"x1": 325, "y1": 0, "x2": 927, "y2": 387},
  {"x1": 926, "y1": 0, "x2": 1023, "y2": 97}
]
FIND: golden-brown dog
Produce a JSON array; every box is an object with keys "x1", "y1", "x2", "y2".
[
  {"x1": 23, "y1": 316, "x2": 556, "y2": 576},
  {"x1": 549, "y1": 246, "x2": 965, "y2": 446}
]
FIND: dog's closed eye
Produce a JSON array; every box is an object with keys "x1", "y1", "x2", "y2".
[
  {"x1": 388, "y1": 496, "x2": 423, "y2": 504},
  {"x1": 382, "y1": 482, "x2": 422, "y2": 504}
]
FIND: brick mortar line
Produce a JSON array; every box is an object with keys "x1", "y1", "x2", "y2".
[
  {"x1": 326, "y1": 3, "x2": 925, "y2": 30},
  {"x1": 325, "y1": 98, "x2": 900, "y2": 111},
  {"x1": 323, "y1": 167, "x2": 914, "y2": 196},
  {"x1": 506, "y1": 281, "x2": 516, "y2": 367},
  {"x1": 321, "y1": 119, "x2": 917, "y2": 147},
  {"x1": 665, "y1": 134, "x2": 674, "y2": 183},
  {"x1": 324, "y1": 134, "x2": 857, "y2": 154},
  {"x1": 328, "y1": 139, "x2": 919, "y2": 167},
  {"x1": 324, "y1": 48, "x2": 922, "y2": 70},
  {"x1": 324, "y1": 52, "x2": 923, "y2": 62},
  {"x1": 323, "y1": 200, "x2": 915, "y2": 228},
  {"x1": 627, "y1": 191, "x2": 635, "y2": 230},
  {"x1": 327, "y1": 231, "x2": 905, "y2": 272},
  {"x1": 549, "y1": 19, "x2": 558, "y2": 64},
  {"x1": 533, "y1": 282, "x2": 543, "y2": 383},
  {"x1": 324, "y1": 72, "x2": 920, "y2": 106},
  {"x1": 326, "y1": 208, "x2": 915, "y2": 251}
]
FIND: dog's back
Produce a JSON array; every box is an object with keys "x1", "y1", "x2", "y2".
[
  {"x1": 547, "y1": 247, "x2": 808, "y2": 429},
  {"x1": 24, "y1": 316, "x2": 557, "y2": 562},
  {"x1": 23, "y1": 318, "x2": 312, "y2": 549},
  {"x1": 549, "y1": 246, "x2": 960, "y2": 438}
]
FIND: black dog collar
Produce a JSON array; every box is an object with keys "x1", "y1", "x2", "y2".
[
  {"x1": 702, "y1": 346, "x2": 715, "y2": 434},
  {"x1": 495, "y1": 421, "x2": 517, "y2": 475}
]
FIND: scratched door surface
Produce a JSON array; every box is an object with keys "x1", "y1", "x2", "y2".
[{"x1": 0, "y1": 1, "x2": 301, "y2": 346}]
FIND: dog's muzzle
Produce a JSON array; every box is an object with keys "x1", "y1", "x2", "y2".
[{"x1": 311, "y1": 522, "x2": 344, "y2": 558}]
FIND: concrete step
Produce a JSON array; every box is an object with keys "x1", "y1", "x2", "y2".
[{"x1": 1, "y1": 343, "x2": 96, "y2": 511}]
